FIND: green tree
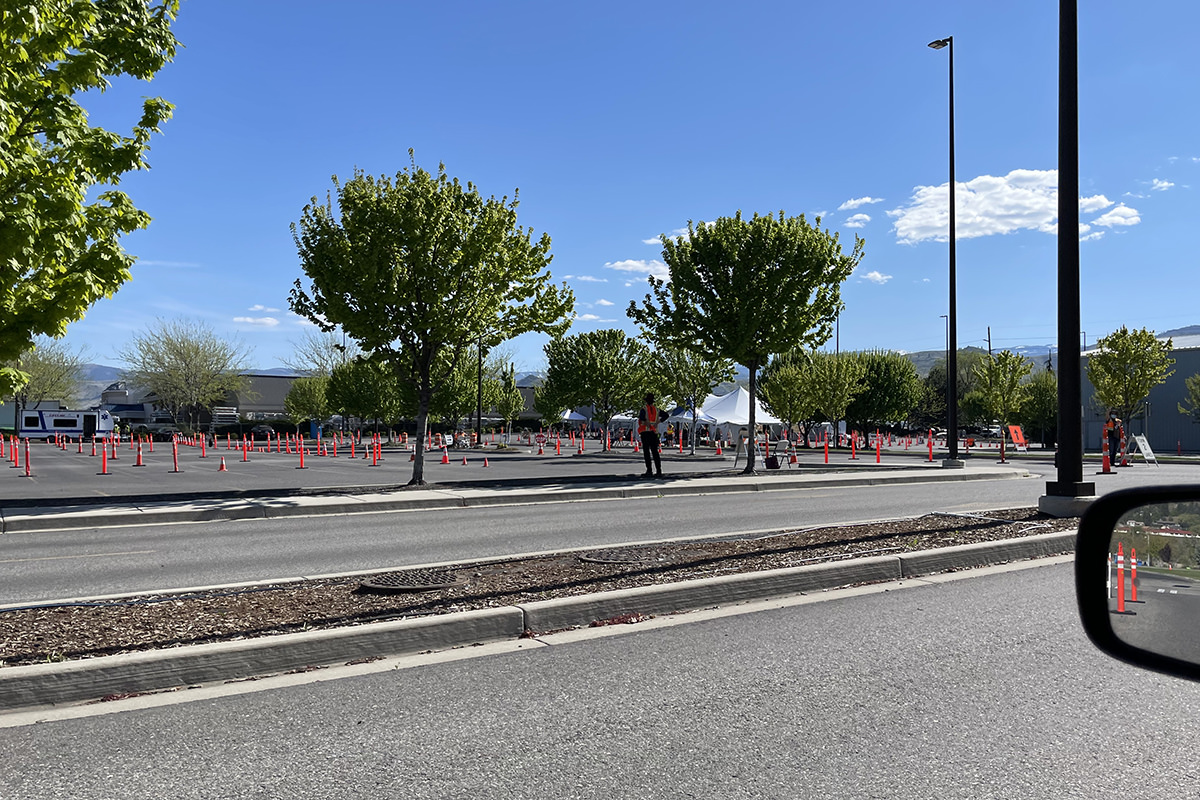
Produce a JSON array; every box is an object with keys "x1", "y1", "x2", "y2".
[
  {"x1": 290, "y1": 156, "x2": 574, "y2": 484},
  {"x1": 119, "y1": 319, "x2": 252, "y2": 429},
  {"x1": 1016, "y1": 366, "x2": 1057, "y2": 448},
  {"x1": 6, "y1": 336, "x2": 88, "y2": 412},
  {"x1": 432, "y1": 347, "x2": 490, "y2": 434},
  {"x1": 807, "y1": 351, "x2": 867, "y2": 434},
  {"x1": 533, "y1": 383, "x2": 568, "y2": 430},
  {"x1": 1178, "y1": 374, "x2": 1200, "y2": 425},
  {"x1": 628, "y1": 211, "x2": 862, "y2": 472},
  {"x1": 494, "y1": 364, "x2": 527, "y2": 436},
  {"x1": 284, "y1": 375, "x2": 330, "y2": 434},
  {"x1": 327, "y1": 357, "x2": 402, "y2": 433},
  {"x1": 974, "y1": 350, "x2": 1032, "y2": 433},
  {"x1": 651, "y1": 342, "x2": 735, "y2": 454},
  {"x1": 541, "y1": 329, "x2": 658, "y2": 448},
  {"x1": 844, "y1": 350, "x2": 923, "y2": 434},
  {"x1": 1086, "y1": 326, "x2": 1175, "y2": 425},
  {"x1": 0, "y1": 0, "x2": 180, "y2": 396},
  {"x1": 759, "y1": 350, "x2": 816, "y2": 445}
]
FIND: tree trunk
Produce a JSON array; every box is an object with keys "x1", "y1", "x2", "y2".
[
  {"x1": 743, "y1": 359, "x2": 758, "y2": 474},
  {"x1": 409, "y1": 379, "x2": 432, "y2": 485}
]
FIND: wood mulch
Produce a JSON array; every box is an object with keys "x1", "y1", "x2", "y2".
[{"x1": 0, "y1": 507, "x2": 1075, "y2": 668}]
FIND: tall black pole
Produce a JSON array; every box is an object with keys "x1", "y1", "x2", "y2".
[
  {"x1": 475, "y1": 335, "x2": 483, "y2": 447},
  {"x1": 1049, "y1": 0, "x2": 1092, "y2": 499},
  {"x1": 946, "y1": 35, "x2": 959, "y2": 463}
]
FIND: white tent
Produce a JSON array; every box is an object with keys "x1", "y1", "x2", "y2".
[
  {"x1": 699, "y1": 387, "x2": 781, "y2": 426},
  {"x1": 561, "y1": 409, "x2": 589, "y2": 422}
]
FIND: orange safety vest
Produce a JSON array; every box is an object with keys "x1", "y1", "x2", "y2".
[{"x1": 638, "y1": 404, "x2": 658, "y2": 434}]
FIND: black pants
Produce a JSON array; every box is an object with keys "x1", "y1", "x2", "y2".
[{"x1": 641, "y1": 431, "x2": 662, "y2": 475}]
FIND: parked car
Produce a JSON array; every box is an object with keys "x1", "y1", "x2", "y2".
[{"x1": 250, "y1": 425, "x2": 276, "y2": 438}]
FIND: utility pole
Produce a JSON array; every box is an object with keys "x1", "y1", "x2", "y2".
[{"x1": 987, "y1": 327, "x2": 992, "y2": 358}]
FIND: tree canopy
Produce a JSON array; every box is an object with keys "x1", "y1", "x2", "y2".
[
  {"x1": 327, "y1": 357, "x2": 401, "y2": 431},
  {"x1": 290, "y1": 155, "x2": 574, "y2": 483},
  {"x1": 118, "y1": 319, "x2": 251, "y2": 428},
  {"x1": 1086, "y1": 326, "x2": 1175, "y2": 423},
  {"x1": 628, "y1": 211, "x2": 862, "y2": 472},
  {"x1": 1180, "y1": 374, "x2": 1200, "y2": 425},
  {"x1": 284, "y1": 375, "x2": 329, "y2": 432},
  {"x1": 844, "y1": 350, "x2": 923, "y2": 433},
  {"x1": 0, "y1": 0, "x2": 179, "y2": 396},
  {"x1": 541, "y1": 329, "x2": 658, "y2": 446},
  {"x1": 5, "y1": 335, "x2": 88, "y2": 411},
  {"x1": 974, "y1": 350, "x2": 1032, "y2": 432}
]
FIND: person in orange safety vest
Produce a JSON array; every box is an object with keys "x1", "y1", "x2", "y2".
[{"x1": 637, "y1": 393, "x2": 663, "y2": 478}]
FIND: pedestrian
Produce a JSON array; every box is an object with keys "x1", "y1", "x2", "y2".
[
  {"x1": 638, "y1": 393, "x2": 663, "y2": 478},
  {"x1": 1106, "y1": 410, "x2": 1122, "y2": 464}
]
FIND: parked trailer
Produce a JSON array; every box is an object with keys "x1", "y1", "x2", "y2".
[{"x1": 17, "y1": 409, "x2": 116, "y2": 440}]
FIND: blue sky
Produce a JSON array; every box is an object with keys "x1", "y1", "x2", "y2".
[{"x1": 67, "y1": 0, "x2": 1200, "y2": 372}]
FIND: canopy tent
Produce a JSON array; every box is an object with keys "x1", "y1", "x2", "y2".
[
  {"x1": 699, "y1": 387, "x2": 781, "y2": 426},
  {"x1": 665, "y1": 405, "x2": 717, "y2": 425},
  {"x1": 561, "y1": 409, "x2": 589, "y2": 422}
]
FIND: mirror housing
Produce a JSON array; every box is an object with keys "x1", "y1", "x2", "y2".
[{"x1": 1076, "y1": 485, "x2": 1200, "y2": 682}]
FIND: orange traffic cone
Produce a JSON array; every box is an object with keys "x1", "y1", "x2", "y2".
[
  {"x1": 219, "y1": 456, "x2": 228, "y2": 472},
  {"x1": 715, "y1": 442, "x2": 723, "y2": 455},
  {"x1": 462, "y1": 456, "x2": 468, "y2": 465},
  {"x1": 483, "y1": 457, "x2": 490, "y2": 467},
  {"x1": 441, "y1": 448, "x2": 449, "y2": 464}
]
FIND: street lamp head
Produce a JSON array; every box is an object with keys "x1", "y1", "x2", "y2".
[{"x1": 928, "y1": 37, "x2": 951, "y2": 50}]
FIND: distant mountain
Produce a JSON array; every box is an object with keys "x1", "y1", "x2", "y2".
[
  {"x1": 1161, "y1": 325, "x2": 1200, "y2": 338},
  {"x1": 82, "y1": 363, "x2": 121, "y2": 382}
]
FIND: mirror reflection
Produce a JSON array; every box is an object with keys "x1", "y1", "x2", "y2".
[{"x1": 1108, "y1": 501, "x2": 1200, "y2": 663}]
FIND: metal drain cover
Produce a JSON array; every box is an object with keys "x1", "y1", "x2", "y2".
[
  {"x1": 359, "y1": 569, "x2": 464, "y2": 593},
  {"x1": 578, "y1": 548, "x2": 662, "y2": 565}
]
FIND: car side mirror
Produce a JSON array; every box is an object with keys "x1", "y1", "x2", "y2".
[{"x1": 1076, "y1": 485, "x2": 1200, "y2": 682}]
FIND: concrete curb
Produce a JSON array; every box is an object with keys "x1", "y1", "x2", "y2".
[
  {"x1": 0, "y1": 529, "x2": 1075, "y2": 712},
  {"x1": 0, "y1": 466, "x2": 1030, "y2": 533}
]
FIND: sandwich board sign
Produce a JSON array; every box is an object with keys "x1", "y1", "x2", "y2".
[
  {"x1": 1131, "y1": 434, "x2": 1158, "y2": 466},
  {"x1": 1007, "y1": 425, "x2": 1028, "y2": 453}
]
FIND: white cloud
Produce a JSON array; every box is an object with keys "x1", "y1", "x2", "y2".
[
  {"x1": 860, "y1": 270, "x2": 892, "y2": 284},
  {"x1": 575, "y1": 313, "x2": 601, "y2": 321},
  {"x1": 562, "y1": 274, "x2": 607, "y2": 283},
  {"x1": 1092, "y1": 204, "x2": 1141, "y2": 227},
  {"x1": 1079, "y1": 195, "x2": 1113, "y2": 213},
  {"x1": 249, "y1": 304, "x2": 281, "y2": 313},
  {"x1": 1080, "y1": 231, "x2": 1105, "y2": 242},
  {"x1": 1151, "y1": 178, "x2": 1175, "y2": 191},
  {"x1": 605, "y1": 259, "x2": 669, "y2": 280},
  {"x1": 887, "y1": 169, "x2": 1115, "y2": 244},
  {"x1": 839, "y1": 196, "x2": 884, "y2": 211},
  {"x1": 844, "y1": 213, "x2": 871, "y2": 228},
  {"x1": 233, "y1": 316, "x2": 280, "y2": 327},
  {"x1": 1124, "y1": 191, "x2": 1148, "y2": 199},
  {"x1": 595, "y1": 299, "x2": 615, "y2": 306},
  {"x1": 643, "y1": 226, "x2": 692, "y2": 245},
  {"x1": 811, "y1": 210, "x2": 828, "y2": 220},
  {"x1": 921, "y1": 278, "x2": 931, "y2": 283}
]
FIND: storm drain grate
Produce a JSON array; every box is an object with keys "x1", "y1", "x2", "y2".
[
  {"x1": 578, "y1": 548, "x2": 666, "y2": 565},
  {"x1": 359, "y1": 569, "x2": 464, "y2": 593}
]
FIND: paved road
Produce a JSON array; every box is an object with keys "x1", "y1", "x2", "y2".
[
  {"x1": 1112, "y1": 569, "x2": 1200, "y2": 662},
  {"x1": 1, "y1": 460, "x2": 1196, "y2": 605},
  {"x1": 3, "y1": 561, "x2": 1198, "y2": 798}
]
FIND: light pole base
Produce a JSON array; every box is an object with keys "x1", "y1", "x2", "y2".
[
  {"x1": 1039, "y1": 481, "x2": 1098, "y2": 517},
  {"x1": 940, "y1": 458, "x2": 965, "y2": 469}
]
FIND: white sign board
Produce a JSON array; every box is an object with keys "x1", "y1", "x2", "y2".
[{"x1": 1132, "y1": 434, "x2": 1158, "y2": 466}]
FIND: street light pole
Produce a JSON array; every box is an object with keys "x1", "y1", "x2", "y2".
[
  {"x1": 1039, "y1": 0, "x2": 1095, "y2": 514},
  {"x1": 929, "y1": 36, "x2": 962, "y2": 467}
]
